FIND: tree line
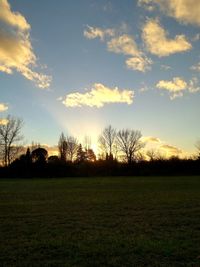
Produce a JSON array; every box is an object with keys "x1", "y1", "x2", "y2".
[{"x1": 0, "y1": 115, "x2": 200, "y2": 177}]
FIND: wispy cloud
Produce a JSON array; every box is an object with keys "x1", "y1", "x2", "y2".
[
  {"x1": 141, "y1": 136, "x2": 161, "y2": 143},
  {"x1": 160, "y1": 144, "x2": 183, "y2": 156},
  {"x1": 138, "y1": 0, "x2": 200, "y2": 26},
  {"x1": 142, "y1": 19, "x2": 192, "y2": 57},
  {"x1": 192, "y1": 33, "x2": 200, "y2": 42},
  {"x1": 108, "y1": 34, "x2": 152, "y2": 72},
  {"x1": 107, "y1": 34, "x2": 139, "y2": 56},
  {"x1": 61, "y1": 83, "x2": 134, "y2": 108},
  {"x1": 161, "y1": 64, "x2": 171, "y2": 70},
  {"x1": 188, "y1": 77, "x2": 200, "y2": 93},
  {"x1": 84, "y1": 26, "x2": 114, "y2": 41},
  {"x1": 156, "y1": 77, "x2": 187, "y2": 99},
  {"x1": 126, "y1": 56, "x2": 152, "y2": 72},
  {"x1": 191, "y1": 62, "x2": 200, "y2": 72},
  {"x1": 0, "y1": 103, "x2": 8, "y2": 112},
  {"x1": 0, "y1": 0, "x2": 51, "y2": 88},
  {"x1": 84, "y1": 26, "x2": 152, "y2": 72},
  {"x1": 156, "y1": 77, "x2": 200, "y2": 99}
]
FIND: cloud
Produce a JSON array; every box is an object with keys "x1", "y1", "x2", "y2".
[
  {"x1": 160, "y1": 144, "x2": 183, "y2": 156},
  {"x1": 156, "y1": 77, "x2": 187, "y2": 92},
  {"x1": 156, "y1": 76, "x2": 200, "y2": 99},
  {"x1": 0, "y1": 0, "x2": 51, "y2": 88},
  {"x1": 138, "y1": 0, "x2": 200, "y2": 26},
  {"x1": 0, "y1": 118, "x2": 9, "y2": 125},
  {"x1": 107, "y1": 34, "x2": 153, "y2": 72},
  {"x1": 191, "y1": 62, "x2": 200, "y2": 72},
  {"x1": 126, "y1": 56, "x2": 152, "y2": 72},
  {"x1": 141, "y1": 136, "x2": 161, "y2": 143},
  {"x1": 188, "y1": 77, "x2": 200, "y2": 93},
  {"x1": 107, "y1": 34, "x2": 139, "y2": 56},
  {"x1": 141, "y1": 134, "x2": 186, "y2": 158},
  {"x1": 142, "y1": 19, "x2": 192, "y2": 57},
  {"x1": 84, "y1": 26, "x2": 152, "y2": 72},
  {"x1": 62, "y1": 83, "x2": 134, "y2": 108},
  {"x1": 161, "y1": 64, "x2": 171, "y2": 70},
  {"x1": 139, "y1": 85, "x2": 149, "y2": 93},
  {"x1": 0, "y1": 103, "x2": 8, "y2": 112},
  {"x1": 84, "y1": 26, "x2": 114, "y2": 41},
  {"x1": 0, "y1": 0, "x2": 30, "y2": 30},
  {"x1": 138, "y1": 0, "x2": 156, "y2": 11},
  {"x1": 192, "y1": 33, "x2": 200, "y2": 42},
  {"x1": 156, "y1": 77, "x2": 187, "y2": 99}
]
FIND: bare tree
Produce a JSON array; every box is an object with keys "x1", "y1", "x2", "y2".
[
  {"x1": 0, "y1": 115, "x2": 23, "y2": 166},
  {"x1": 66, "y1": 136, "x2": 78, "y2": 162},
  {"x1": 58, "y1": 132, "x2": 67, "y2": 162},
  {"x1": 98, "y1": 125, "x2": 116, "y2": 159},
  {"x1": 117, "y1": 129, "x2": 143, "y2": 164},
  {"x1": 195, "y1": 140, "x2": 200, "y2": 159},
  {"x1": 146, "y1": 149, "x2": 158, "y2": 161}
]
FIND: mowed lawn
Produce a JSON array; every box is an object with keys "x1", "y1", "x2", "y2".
[{"x1": 0, "y1": 177, "x2": 200, "y2": 267}]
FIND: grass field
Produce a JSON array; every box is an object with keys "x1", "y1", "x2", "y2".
[{"x1": 0, "y1": 176, "x2": 200, "y2": 267}]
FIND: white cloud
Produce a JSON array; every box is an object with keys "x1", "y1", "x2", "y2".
[
  {"x1": 156, "y1": 76, "x2": 200, "y2": 99},
  {"x1": 84, "y1": 26, "x2": 114, "y2": 41},
  {"x1": 0, "y1": 0, "x2": 51, "y2": 88},
  {"x1": 142, "y1": 19, "x2": 192, "y2": 57},
  {"x1": 62, "y1": 83, "x2": 134, "y2": 108},
  {"x1": 156, "y1": 77, "x2": 187, "y2": 99},
  {"x1": 0, "y1": 103, "x2": 8, "y2": 112},
  {"x1": 84, "y1": 26, "x2": 152, "y2": 72},
  {"x1": 138, "y1": 0, "x2": 200, "y2": 26}
]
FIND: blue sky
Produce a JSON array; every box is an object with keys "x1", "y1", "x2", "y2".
[{"x1": 0, "y1": 0, "x2": 200, "y2": 157}]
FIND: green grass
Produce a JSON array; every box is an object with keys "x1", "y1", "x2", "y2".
[{"x1": 0, "y1": 176, "x2": 200, "y2": 267}]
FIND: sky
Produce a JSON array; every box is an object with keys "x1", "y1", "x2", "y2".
[{"x1": 0, "y1": 0, "x2": 200, "y2": 157}]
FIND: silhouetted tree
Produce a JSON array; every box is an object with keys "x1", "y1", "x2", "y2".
[
  {"x1": 0, "y1": 115, "x2": 23, "y2": 166},
  {"x1": 31, "y1": 147, "x2": 48, "y2": 164},
  {"x1": 48, "y1": 155, "x2": 60, "y2": 164},
  {"x1": 99, "y1": 125, "x2": 116, "y2": 160},
  {"x1": 58, "y1": 133, "x2": 67, "y2": 162},
  {"x1": 86, "y1": 148, "x2": 96, "y2": 162},
  {"x1": 196, "y1": 140, "x2": 200, "y2": 160},
  {"x1": 66, "y1": 136, "x2": 78, "y2": 162},
  {"x1": 25, "y1": 147, "x2": 32, "y2": 164},
  {"x1": 117, "y1": 129, "x2": 144, "y2": 164},
  {"x1": 146, "y1": 149, "x2": 158, "y2": 161},
  {"x1": 76, "y1": 144, "x2": 86, "y2": 163}
]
